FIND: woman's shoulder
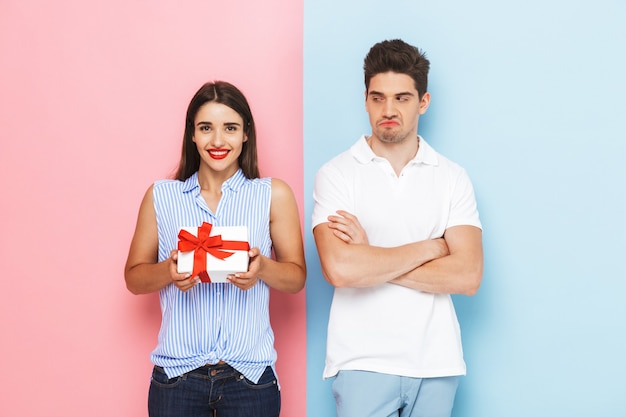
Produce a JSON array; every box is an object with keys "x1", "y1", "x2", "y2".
[
  {"x1": 246, "y1": 176, "x2": 292, "y2": 191},
  {"x1": 268, "y1": 177, "x2": 296, "y2": 201},
  {"x1": 153, "y1": 178, "x2": 182, "y2": 192},
  {"x1": 240, "y1": 176, "x2": 296, "y2": 200},
  {"x1": 154, "y1": 174, "x2": 197, "y2": 190},
  {"x1": 151, "y1": 178, "x2": 198, "y2": 203},
  {"x1": 241, "y1": 175, "x2": 272, "y2": 189},
  {"x1": 153, "y1": 178, "x2": 178, "y2": 186}
]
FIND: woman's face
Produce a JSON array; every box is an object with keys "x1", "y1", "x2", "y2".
[{"x1": 192, "y1": 101, "x2": 247, "y2": 176}]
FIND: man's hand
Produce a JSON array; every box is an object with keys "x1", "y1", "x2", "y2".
[
  {"x1": 429, "y1": 238, "x2": 450, "y2": 260},
  {"x1": 314, "y1": 209, "x2": 461, "y2": 289},
  {"x1": 327, "y1": 210, "x2": 369, "y2": 245},
  {"x1": 390, "y1": 226, "x2": 483, "y2": 295}
]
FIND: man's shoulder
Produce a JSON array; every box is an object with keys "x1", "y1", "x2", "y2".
[
  {"x1": 319, "y1": 135, "x2": 368, "y2": 170},
  {"x1": 436, "y1": 151, "x2": 465, "y2": 172},
  {"x1": 421, "y1": 140, "x2": 467, "y2": 174},
  {"x1": 323, "y1": 148, "x2": 354, "y2": 167}
]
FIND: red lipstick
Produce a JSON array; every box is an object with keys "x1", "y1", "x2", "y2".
[{"x1": 208, "y1": 149, "x2": 229, "y2": 160}]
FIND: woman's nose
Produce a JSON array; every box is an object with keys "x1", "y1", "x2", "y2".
[{"x1": 212, "y1": 130, "x2": 226, "y2": 146}]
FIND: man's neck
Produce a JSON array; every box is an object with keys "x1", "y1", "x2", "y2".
[{"x1": 367, "y1": 134, "x2": 420, "y2": 176}]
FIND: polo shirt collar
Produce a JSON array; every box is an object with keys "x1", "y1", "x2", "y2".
[
  {"x1": 351, "y1": 134, "x2": 439, "y2": 166},
  {"x1": 411, "y1": 136, "x2": 439, "y2": 166}
]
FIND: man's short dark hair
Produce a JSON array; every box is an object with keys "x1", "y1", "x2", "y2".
[{"x1": 364, "y1": 39, "x2": 430, "y2": 98}]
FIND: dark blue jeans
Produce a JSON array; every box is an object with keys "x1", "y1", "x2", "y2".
[{"x1": 148, "y1": 363, "x2": 280, "y2": 417}]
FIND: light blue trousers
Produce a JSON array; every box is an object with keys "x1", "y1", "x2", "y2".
[{"x1": 332, "y1": 370, "x2": 460, "y2": 417}]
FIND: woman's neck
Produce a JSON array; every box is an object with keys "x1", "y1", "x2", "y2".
[{"x1": 196, "y1": 165, "x2": 239, "y2": 192}]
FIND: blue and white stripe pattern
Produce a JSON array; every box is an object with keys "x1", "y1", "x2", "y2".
[{"x1": 150, "y1": 169, "x2": 275, "y2": 383}]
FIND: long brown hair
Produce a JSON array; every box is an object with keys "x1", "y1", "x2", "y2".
[{"x1": 175, "y1": 81, "x2": 260, "y2": 180}]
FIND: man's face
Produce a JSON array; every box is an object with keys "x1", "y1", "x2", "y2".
[{"x1": 365, "y1": 71, "x2": 430, "y2": 144}]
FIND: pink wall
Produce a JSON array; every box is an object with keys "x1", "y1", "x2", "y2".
[{"x1": 0, "y1": 1, "x2": 305, "y2": 416}]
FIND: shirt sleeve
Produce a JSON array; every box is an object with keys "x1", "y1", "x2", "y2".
[
  {"x1": 311, "y1": 161, "x2": 352, "y2": 230},
  {"x1": 447, "y1": 167, "x2": 482, "y2": 230}
]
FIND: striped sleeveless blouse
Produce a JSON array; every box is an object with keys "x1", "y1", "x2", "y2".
[{"x1": 151, "y1": 169, "x2": 275, "y2": 383}]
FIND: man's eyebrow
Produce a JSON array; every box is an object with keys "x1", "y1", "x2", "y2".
[{"x1": 367, "y1": 90, "x2": 415, "y2": 97}]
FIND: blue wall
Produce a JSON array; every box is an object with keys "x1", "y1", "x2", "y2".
[{"x1": 304, "y1": 1, "x2": 626, "y2": 416}]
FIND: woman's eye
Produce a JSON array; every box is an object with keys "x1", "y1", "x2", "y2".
[{"x1": 199, "y1": 125, "x2": 211, "y2": 132}]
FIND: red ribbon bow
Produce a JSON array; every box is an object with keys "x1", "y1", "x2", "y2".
[{"x1": 177, "y1": 222, "x2": 250, "y2": 282}]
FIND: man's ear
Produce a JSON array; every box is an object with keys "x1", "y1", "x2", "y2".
[{"x1": 419, "y1": 92, "x2": 431, "y2": 115}]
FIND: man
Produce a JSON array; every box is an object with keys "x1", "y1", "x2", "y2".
[{"x1": 312, "y1": 39, "x2": 483, "y2": 417}]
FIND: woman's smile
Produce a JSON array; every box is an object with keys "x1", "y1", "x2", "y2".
[{"x1": 208, "y1": 148, "x2": 229, "y2": 160}]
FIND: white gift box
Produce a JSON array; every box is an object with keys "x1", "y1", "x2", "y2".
[{"x1": 177, "y1": 224, "x2": 249, "y2": 283}]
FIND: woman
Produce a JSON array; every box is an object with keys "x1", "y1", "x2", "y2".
[{"x1": 125, "y1": 81, "x2": 306, "y2": 417}]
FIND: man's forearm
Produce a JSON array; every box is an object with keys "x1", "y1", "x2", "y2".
[
  {"x1": 391, "y1": 226, "x2": 483, "y2": 295},
  {"x1": 390, "y1": 252, "x2": 483, "y2": 295},
  {"x1": 314, "y1": 224, "x2": 448, "y2": 288}
]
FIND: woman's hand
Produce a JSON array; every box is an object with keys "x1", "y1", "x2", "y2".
[
  {"x1": 169, "y1": 249, "x2": 201, "y2": 292},
  {"x1": 227, "y1": 247, "x2": 262, "y2": 291}
]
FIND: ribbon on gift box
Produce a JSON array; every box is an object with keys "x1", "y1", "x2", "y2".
[{"x1": 177, "y1": 222, "x2": 250, "y2": 281}]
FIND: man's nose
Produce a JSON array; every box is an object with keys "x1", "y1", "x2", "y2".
[{"x1": 383, "y1": 100, "x2": 396, "y2": 117}]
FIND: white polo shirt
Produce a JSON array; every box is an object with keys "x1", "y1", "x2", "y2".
[{"x1": 312, "y1": 135, "x2": 481, "y2": 379}]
